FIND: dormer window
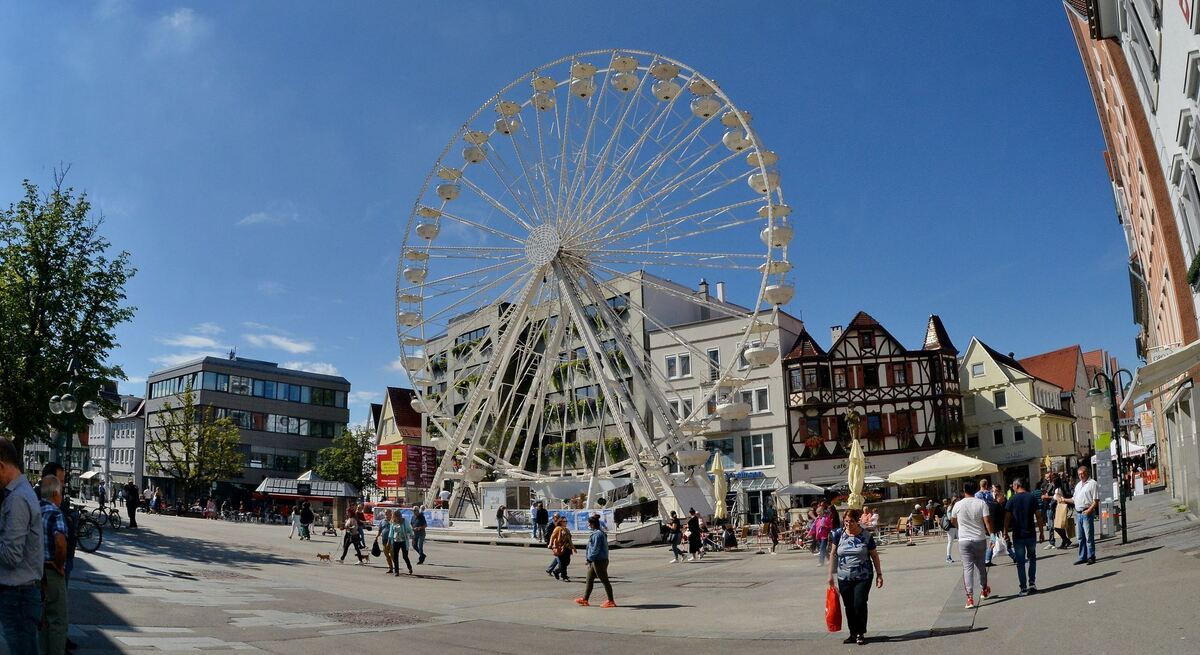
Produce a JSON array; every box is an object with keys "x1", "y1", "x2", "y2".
[{"x1": 860, "y1": 331, "x2": 875, "y2": 351}]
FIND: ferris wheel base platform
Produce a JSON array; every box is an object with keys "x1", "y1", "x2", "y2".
[{"x1": 422, "y1": 520, "x2": 662, "y2": 549}]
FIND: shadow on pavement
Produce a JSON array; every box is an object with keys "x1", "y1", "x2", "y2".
[
  {"x1": 876, "y1": 627, "x2": 988, "y2": 642},
  {"x1": 94, "y1": 525, "x2": 304, "y2": 569},
  {"x1": 1104, "y1": 546, "x2": 1162, "y2": 559},
  {"x1": 1033, "y1": 571, "x2": 1118, "y2": 594},
  {"x1": 623, "y1": 603, "x2": 694, "y2": 610}
]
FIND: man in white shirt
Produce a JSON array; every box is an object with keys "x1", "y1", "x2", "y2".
[
  {"x1": 950, "y1": 481, "x2": 995, "y2": 609},
  {"x1": 1062, "y1": 465, "x2": 1099, "y2": 565}
]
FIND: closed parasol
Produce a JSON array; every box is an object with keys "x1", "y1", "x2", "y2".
[{"x1": 711, "y1": 452, "x2": 728, "y2": 521}]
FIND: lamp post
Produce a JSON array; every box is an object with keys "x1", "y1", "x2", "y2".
[
  {"x1": 1087, "y1": 368, "x2": 1133, "y2": 545},
  {"x1": 47, "y1": 359, "x2": 101, "y2": 478}
]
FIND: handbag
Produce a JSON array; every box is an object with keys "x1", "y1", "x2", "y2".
[
  {"x1": 991, "y1": 535, "x2": 1008, "y2": 558},
  {"x1": 371, "y1": 538, "x2": 382, "y2": 557},
  {"x1": 825, "y1": 585, "x2": 842, "y2": 632}
]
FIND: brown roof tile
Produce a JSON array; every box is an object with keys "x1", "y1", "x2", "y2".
[{"x1": 1018, "y1": 345, "x2": 1082, "y2": 392}]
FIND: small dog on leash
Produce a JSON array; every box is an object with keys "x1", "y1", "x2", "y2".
[
  {"x1": 357, "y1": 555, "x2": 370, "y2": 565},
  {"x1": 316, "y1": 553, "x2": 331, "y2": 562}
]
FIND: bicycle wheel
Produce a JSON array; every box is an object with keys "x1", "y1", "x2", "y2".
[
  {"x1": 89, "y1": 507, "x2": 107, "y2": 527},
  {"x1": 107, "y1": 511, "x2": 123, "y2": 530},
  {"x1": 76, "y1": 518, "x2": 102, "y2": 554}
]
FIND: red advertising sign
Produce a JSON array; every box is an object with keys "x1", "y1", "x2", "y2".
[
  {"x1": 376, "y1": 445, "x2": 406, "y2": 489},
  {"x1": 405, "y1": 445, "x2": 437, "y2": 489}
]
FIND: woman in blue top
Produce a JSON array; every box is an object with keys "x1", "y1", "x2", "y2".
[
  {"x1": 389, "y1": 512, "x2": 415, "y2": 576},
  {"x1": 574, "y1": 515, "x2": 616, "y2": 608},
  {"x1": 377, "y1": 510, "x2": 395, "y2": 574},
  {"x1": 826, "y1": 508, "x2": 884, "y2": 646}
]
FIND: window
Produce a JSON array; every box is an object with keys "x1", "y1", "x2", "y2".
[
  {"x1": 993, "y1": 428, "x2": 1004, "y2": 446},
  {"x1": 971, "y1": 363, "x2": 985, "y2": 377},
  {"x1": 834, "y1": 367, "x2": 848, "y2": 389},
  {"x1": 945, "y1": 359, "x2": 958, "y2": 381},
  {"x1": 859, "y1": 331, "x2": 875, "y2": 350},
  {"x1": 866, "y1": 414, "x2": 882, "y2": 435},
  {"x1": 670, "y1": 397, "x2": 694, "y2": 417},
  {"x1": 666, "y1": 354, "x2": 691, "y2": 379},
  {"x1": 230, "y1": 376, "x2": 252, "y2": 395},
  {"x1": 739, "y1": 387, "x2": 770, "y2": 413},
  {"x1": 805, "y1": 417, "x2": 821, "y2": 438},
  {"x1": 863, "y1": 366, "x2": 879, "y2": 388},
  {"x1": 993, "y1": 390, "x2": 1007, "y2": 409},
  {"x1": 741, "y1": 433, "x2": 774, "y2": 467},
  {"x1": 802, "y1": 367, "x2": 819, "y2": 390},
  {"x1": 1014, "y1": 428, "x2": 1024, "y2": 443},
  {"x1": 707, "y1": 437, "x2": 736, "y2": 465},
  {"x1": 966, "y1": 432, "x2": 979, "y2": 448},
  {"x1": 891, "y1": 363, "x2": 908, "y2": 386},
  {"x1": 707, "y1": 348, "x2": 720, "y2": 382}
]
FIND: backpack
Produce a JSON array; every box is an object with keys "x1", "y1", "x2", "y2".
[{"x1": 940, "y1": 514, "x2": 952, "y2": 531}]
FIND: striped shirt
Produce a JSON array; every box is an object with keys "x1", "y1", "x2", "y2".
[{"x1": 40, "y1": 500, "x2": 66, "y2": 565}]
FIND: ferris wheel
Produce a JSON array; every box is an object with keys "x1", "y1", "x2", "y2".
[{"x1": 396, "y1": 49, "x2": 794, "y2": 513}]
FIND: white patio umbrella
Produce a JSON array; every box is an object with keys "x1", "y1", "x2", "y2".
[
  {"x1": 711, "y1": 453, "x2": 728, "y2": 521},
  {"x1": 847, "y1": 437, "x2": 866, "y2": 510},
  {"x1": 887, "y1": 450, "x2": 999, "y2": 485}
]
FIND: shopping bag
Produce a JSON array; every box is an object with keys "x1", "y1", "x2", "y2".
[
  {"x1": 825, "y1": 585, "x2": 842, "y2": 632},
  {"x1": 371, "y1": 539, "x2": 382, "y2": 557},
  {"x1": 991, "y1": 536, "x2": 1008, "y2": 559}
]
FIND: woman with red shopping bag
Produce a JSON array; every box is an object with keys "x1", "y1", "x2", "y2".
[{"x1": 826, "y1": 508, "x2": 884, "y2": 646}]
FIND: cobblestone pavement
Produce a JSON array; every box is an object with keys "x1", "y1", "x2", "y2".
[{"x1": 65, "y1": 490, "x2": 1200, "y2": 653}]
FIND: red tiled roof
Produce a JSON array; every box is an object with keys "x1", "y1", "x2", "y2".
[
  {"x1": 1082, "y1": 349, "x2": 1105, "y2": 370},
  {"x1": 1018, "y1": 345, "x2": 1082, "y2": 392},
  {"x1": 784, "y1": 328, "x2": 826, "y2": 360}
]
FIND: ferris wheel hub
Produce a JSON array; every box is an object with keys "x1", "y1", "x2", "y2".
[{"x1": 524, "y1": 224, "x2": 562, "y2": 267}]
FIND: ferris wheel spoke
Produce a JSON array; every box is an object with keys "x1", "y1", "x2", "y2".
[
  {"x1": 590, "y1": 261, "x2": 753, "y2": 320},
  {"x1": 571, "y1": 90, "x2": 693, "y2": 236},
  {"x1": 575, "y1": 115, "x2": 721, "y2": 240},
  {"x1": 576, "y1": 198, "x2": 759, "y2": 250},
  {"x1": 456, "y1": 175, "x2": 536, "y2": 233},
  {"x1": 508, "y1": 130, "x2": 556, "y2": 225},
  {"x1": 587, "y1": 256, "x2": 761, "y2": 271},
  {"x1": 559, "y1": 66, "x2": 619, "y2": 234},
  {"x1": 435, "y1": 210, "x2": 527, "y2": 244},
  {"x1": 482, "y1": 143, "x2": 546, "y2": 227},
  {"x1": 417, "y1": 265, "x2": 530, "y2": 325}
]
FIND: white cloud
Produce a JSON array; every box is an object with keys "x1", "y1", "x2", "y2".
[
  {"x1": 348, "y1": 391, "x2": 381, "y2": 405},
  {"x1": 148, "y1": 8, "x2": 212, "y2": 56},
  {"x1": 125, "y1": 376, "x2": 147, "y2": 384},
  {"x1": 257, "y1": 281, "x2": 287, "y2": 296},
  {"x1": 388, "y1": 356, "x2": 406, "y2": 372},
  {"x1": 151, "y1": 351, "x2": 225, "y2": 368},
  {"x1": 242, "y1": 321, "x2": 279, "y2": 332},
  {"x1": 158, "y1": 334, "x2": 225, "y2": 349},
  {"x1": 282, "y1": 361, "x2": 339, "y2": 376},
  {"x1": 237, "y1": 210, "x2": 298, "y2": 227},
  {"x1": 245, "y1": 333, "x2": 314, "y2": 354},
  {"x1": 192, "y1": 322, "x2": 223, "y2": 336}
]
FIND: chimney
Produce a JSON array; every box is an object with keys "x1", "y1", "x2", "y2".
[
  {"x1": 697, "y1": 278, "x2": 709, "y2": 299},
  {"x1": 715, "y1": 281, "x2": 725, "y2": 302},
  {"x1": 831, "y1": 325, "x2": 843, "y2": 343}
]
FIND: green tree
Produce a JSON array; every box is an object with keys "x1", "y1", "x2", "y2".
[
  {"x1": 0, "y1": 175, "x2": 136, "y2": 454},
  {"x1": 145, "y1": 386, "x2": 244, "y2": 504},
  {"x1": 314, "y1": 424, "x2": 375, "y2": 495}
]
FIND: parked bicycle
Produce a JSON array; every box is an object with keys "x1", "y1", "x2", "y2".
[
  {"x1": 69, "y1": 501, "x2": 103, "y2": 554},
  {"x1": 90, "y1": 506, "x2": 124, "y2": 530}
]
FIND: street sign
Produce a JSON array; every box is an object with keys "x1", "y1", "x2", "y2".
[{"x1": 1118, "y1": 417, "x2": 1136, "y2": 427}]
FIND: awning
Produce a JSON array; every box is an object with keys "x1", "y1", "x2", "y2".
[
  {"x1": 824, "y1": 476, "x2": 887, "y2": 488},
  {"x1": 732, "y1": 476, "x2": 780, "y2": 492},
  {"x1": 529, "y1": 477, "x2": 633, "y2": 500},
  {"x1": 255, "y1": 477, "x2": 358, "y2": 498},
  {"x1": 776, "y1": 481, "x2": 826, "y2": 496},
  {"x1": 78, "y1": 470, "x2": 99, "y2": 480},
  {"x1": 887, "y1": 450, "x2": 999, "y2": 485},
  {"x1": 1091, "y1": 438, "x2": 1147, "y2": 462},
  {"x1": 1121, "y1": 339, "x2": 1200, "y2": 410}
]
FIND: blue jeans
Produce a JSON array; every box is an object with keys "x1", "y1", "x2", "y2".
[
  {"x1": 413, "y1": 531, "x2": 426, "y2": 561},
  {"x1": 1076, "y1": 512, "x2": 1096, "y2": 562},
  {"x1": 1010, "y1": 536, "x2": 1037, "y2": 590},
  {"x1": 817, "y1": 538, "x2": 829, "y2": 565},
  {"x1": 984, "y1": 534, "x2": 995, "y2": 564},
  {"x1": 669, "y1": 534, "x2": 683, "y2": 559},
  {"x1": 0, "y1": 582, "x2": 42, "y2": 655},
  {"x1": 1043, "y1": 508, "x2": 1056, "y2": 544}
]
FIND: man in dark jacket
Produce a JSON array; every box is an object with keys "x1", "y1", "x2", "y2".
[
  {"x1": 534, "y1": 502, "x2": 550, "y2": 542},
  {"x1": 411, "y1": 504, "x2": 428, "y2": 564},
  {"x1": 124, "y1": 480, "x2": 139, "y2": 528}
]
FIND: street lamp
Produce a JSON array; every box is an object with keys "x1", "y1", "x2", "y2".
[
  {"x1": 1087, "y1": 368, "x2": 1133, "y2": 545},
  {"x1": 47, "y1": 359, "x2": 101, "y2": 476}
]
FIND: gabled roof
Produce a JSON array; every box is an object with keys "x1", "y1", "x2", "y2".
[
  {"x1": 976, "y1": 340, "x2": 1030, "y2": 375},
  {"x1": 369, "y1": 403, "x2": 383, "y2": 432},
  {"x1": 1019, "y1": 345, "x2": 1083, "y2": 392},
  {"x1": 783, "y1": 327, "x2": 826, "y2": 360},
  {"x1": 922, "y1": 315, "x2": 957, "y2": 354},
  {"x1": 829, "y1": 311, "x2": 906, "y2": 354},
  {"x1": 1082, "y1": 349, "x2": 1106, "y2": 371}
]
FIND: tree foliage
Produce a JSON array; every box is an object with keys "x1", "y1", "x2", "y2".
[
  {"x1": 145, "y1": 386, "x2": 244, "y2": 503},
  {"x1": 0, "y1": 175, "x2": 136, "y2": 454},
  {"x1": 314, "y1": 424, "x2": 375, "y2": 495}
]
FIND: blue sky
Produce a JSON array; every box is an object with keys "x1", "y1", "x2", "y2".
[{"x1": 0, "y1": 2, "x2": 1132, "y2": 423}]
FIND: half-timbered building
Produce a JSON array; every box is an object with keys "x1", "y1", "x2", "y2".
[{"x1": 784, "y1": 312, "x2": 965, "y2": 486}]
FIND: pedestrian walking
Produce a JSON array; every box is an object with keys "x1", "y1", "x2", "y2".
[
  {"x1": 532, "y1": 501, "x2": 549, "y2": 542},
  {"x1": 1005, "y1": 478, "x2": 1039, "y2": 595},
  {"x1": 378, "y1": 510, "x2": 395, "y2": 574},
  {"x1": 942, "y1": 498, "x2": 958, "y2": 564},
  {"x1": 826, "y1": 508, "x2": 883, "y2": 646},
  {"x1": 950, "y1": 480, "x2": 995, "y2": 609},
  {"x1": 339, "y1": 510, "x2": 366, "y2": 564},
  {"x1": 42, "y1": 463, "x2": 76, "y2": 584},
  {"x1": 813, "y1": 504, "x2": 834, "y2": 566},
  {"x1": 1062, "y1": 465, "x2": 1099, "y2": 565},
  {"x1": 0, "y1": 437, "x2": 44, "y2": 655},
  {"x1": 665, "y1": 510, "x2": 684, "y2": 562},
  {"x1": 495, "y1": 505, "x2": 507, "y2": 538},
  {"x1": 97, "y1": 481, "x2": 107, "y2": 511},
  {"x1": 575, "y1": 515, "x2": 615, "y2": 608},
  {"x1": 767, "y1": 518, "x2": 780, "y2": 554},
  {"x1": 389, "y1": 512, "x2": 415, "y2": 576},
  {"x1": 411, "y1": 505, "x2": 428, "y2": 564},
  {"x1": 686, "y1": 508, "x2": 703, "y2": 561},
  {"x1": 985, "y1": 492, "x2": 1006, "y2": 567},
  {"x1": 547, "y1": 515, "x2": 575, "y2": 581},
  {"x1": 39, "y1": 475, "x2": 70, "y2": 655},
  {"x1": 1039, "y1": 472, "x2": 1056, "y2": 547},
  {"x1": 299, "y1": 502, "x2": 314, "y2": 540},
  {"x1": 289, "y1": 503, "x2": 301, "y2": 539},
  {"x1": 123, "y1": 480, "x2": 139, "y2": 528}
]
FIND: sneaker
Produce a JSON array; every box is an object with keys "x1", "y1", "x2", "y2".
[
  {"x1": 1073, "y1": 559, "x2": 1086, "y2": 565},
  {"x1": 1028, "y1": 585, "x2": 1037, "y2": 594},
  {"x1": 1043, "y1": 543, "x2": 1055, "y2": 550},
  {"x1": 981, "y1": 585, "x2": 991, "y2": 599},
  {"x1": 574, "y1": 598, "x2": 590, "y2": 607},
  {"x1": 964, "y1": 596, "x2": 975, "y2": 609},
  {"x1": 669, "y1": 558, "x2": 678, "y2": 563},
  {"x1": 600, "y1": 600, "x2": 617, "y2": 608},
  {"x1": 843, "y1": 636, "x2": 857, "y2": 644},
  {"x1": 1086, "y1": 559, "x2": 1095, "y2": 565},
  {"x1": 945, "y1": 557, "x2": 953, "y2": 564},
  {"x1": 1018, "y1": 588, "x2": 1029, "y2": 597}
]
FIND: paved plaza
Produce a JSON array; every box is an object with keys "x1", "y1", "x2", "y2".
[{"x1": 59, "y1": 491, "x2": 1200, "y2": 653}]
